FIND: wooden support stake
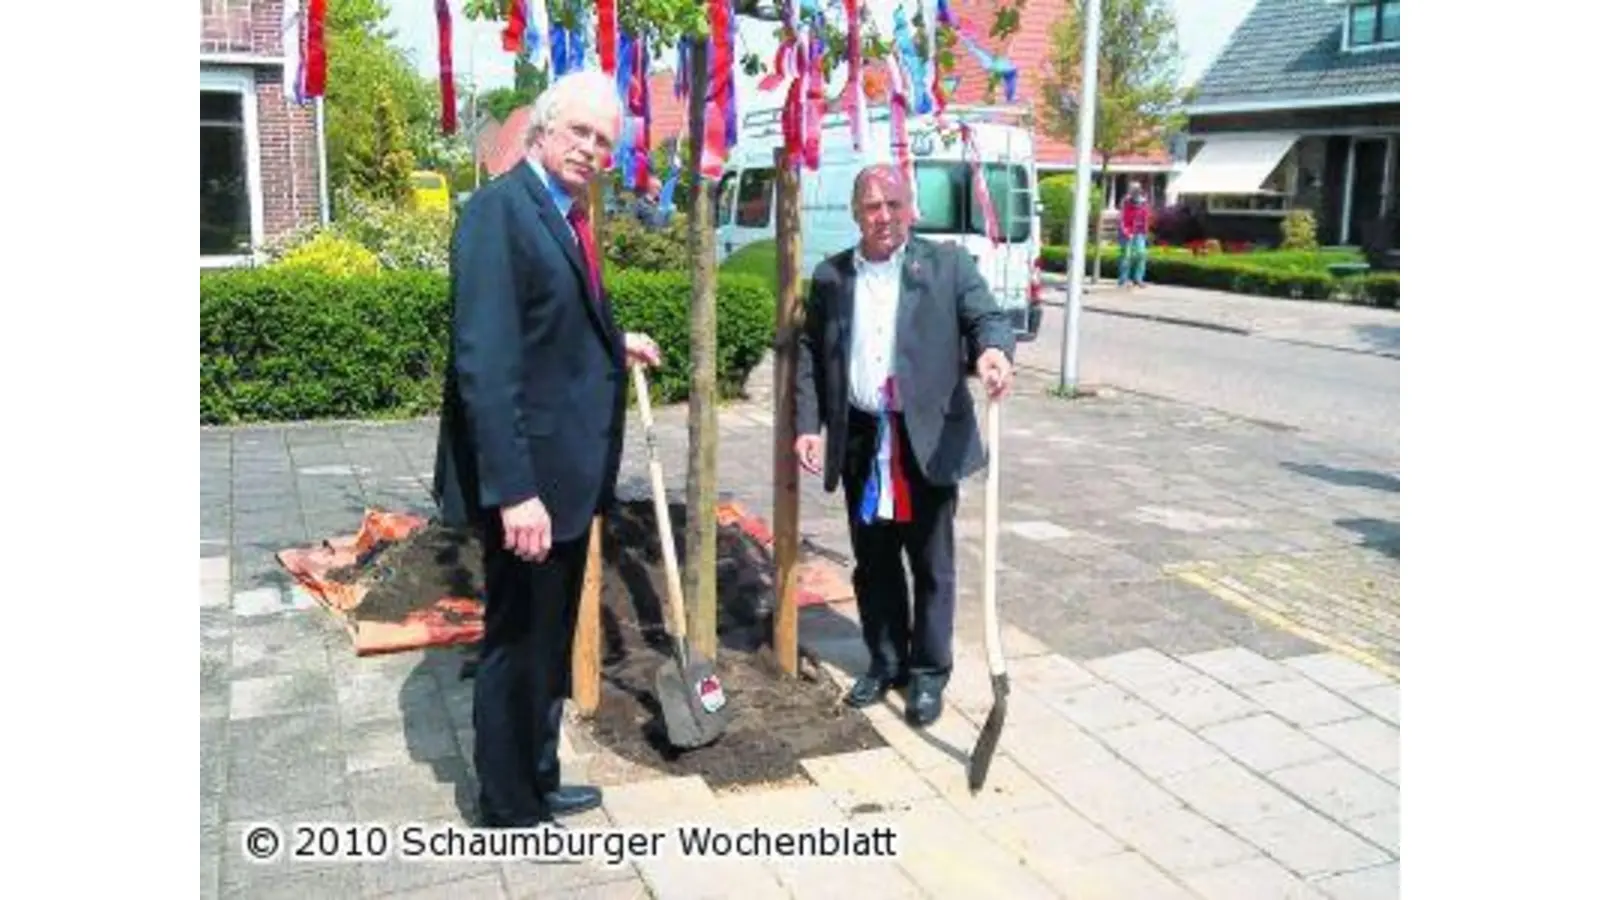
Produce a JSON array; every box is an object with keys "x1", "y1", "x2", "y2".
[
  {"x1": 572, "y1": 178, "x2": 608, "y2": 716},
  {"x1": 772, "y1": 147, "x2": 804, "y2": 678}
]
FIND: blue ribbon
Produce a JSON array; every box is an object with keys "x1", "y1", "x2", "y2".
[{"x1": 893, "y1": 7, "x2": 934, "y2": 115}]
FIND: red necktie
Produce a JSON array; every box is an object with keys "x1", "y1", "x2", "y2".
[{"x1": 567, "y1": 204, "x2": 602, "y2": 302}]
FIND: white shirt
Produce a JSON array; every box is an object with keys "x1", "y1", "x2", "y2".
[{"x1": 848, "y1": 245, "x2": 905, "y2": 414}]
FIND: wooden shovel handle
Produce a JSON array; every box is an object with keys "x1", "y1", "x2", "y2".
[
  {"x1": 982, "y1": 397, "x2": 1005, "y2": 677},
  {"x1": 632, "y1": 364, "x2": 691, "y2": 643}
]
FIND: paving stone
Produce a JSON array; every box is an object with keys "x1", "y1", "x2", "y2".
[
  {"x1": 1180, "y1": 647, "x2": 1299, "y2": 688},
  {"x1": 603, "y1": 778, "x2": 790, "y2": 899},
  {"x1": 1228, "y1": 806, "x2": 1391, "y2": 880},
  {"x1": 1096, "y1": 717, "x2": 1229, "y2": 779},
  {"x1": 1306, "y1": 716, "x2": 1398, "y2": 781},
  {"x1": 859, "y1": 701, "x2": 978, "y2": 772},
  {"x1": 336, "y1": 663, "x2": 445, "y2": 727},
  {"x1": 1181, "y1": 855, "x2": 1326, "y2": 899},
  {"x1": 347, "y1": 758, "x2": 476, "y2": 824},
  {"x1": 1344, "y1": 810, "x2": 1399, "y2": 856},
  {"x1": 1007, "y1": 652, "x2": 1100, "y2": 696},
  {"x1": 1100, "y1": 806, "x2": 1257, "y2": 874},
  {"x1": 1048, "y1": 682, "x2": 1164, "y2": 733},
  {"x1": 221, "y1": 866, "x2": 365, "y2": 899},
  {"x1": 922, "y1": 753, "x2": 1060, "y2": 820},
  {"x1": 861, "y1": 798, "x2": 1059, "y2": 899},
  {"x1": 343, "y1": 711, "x2": 462, "y2": 775},
  {"x1": 234, "y1": 584, "x2": 318, "y2": 619},
  {"x1": 1343, "y1": 683, "x2": 1399, "y2": 726},
  {"x1": 1312, "y1": 861, "x2": 1399, "y2": 899},
  {"x1": 981, "y1": 804, "x2": 1126, "y2": 877},
  {"x1": 715, "y1": 785, "x2": 918, "y2": 899},
  {"x1": 992, "y1": 707, "x2": 1121, "y2": 778},
  {"x1": 1284, "y1": 652, "x2": 1393, "y2": 693},
  {"x1": 1085, "y1": 647, "x2": 1198, "y2": 689},
  {"x1": 1127, "y1": 673, "x2": 1261, "y2": 729},
  {"x1": 1043, "y1": 850, "x2": 1197, "y2": 900},
  {"x1": 1030, "y1": 755, "x2": 1182, "y2": 827},
  {"x1": 1199, "y1": 714, "x2": 1337, "y2": 774},
  {"x1": 359, "y1": 858, "x2": 507, "y2": 898},
  {"x1": 534, "y1": 880, "x2": 654, "y2": 900},
  {"x1": 373, "y1": 872, "x2": 508, "y2": 899},
  {"x1": 230, "y1": 618, "x2": 335, "y2": 679},
  {"x1": 1242, "y1": 678, "x2": 1365, "y2": 728},
  {"x1": 499, "y1": 809, "x2": 645, "y2": 898},
  {"x1": 218, "y1": 803, "x2": 356, "y2": 895},
  {"x1": 1266, "y1": 757, "x2": 1399, "y2": 824},
  {"x1": 230, "y1": 671, "x2": 338, "y2": 721},
  {"x1": 1157, "y1": 760, "x2": 1306, "y2": 827},
  {"x1": 801, "y1": 747, "x2": 940, "y2": 814}
]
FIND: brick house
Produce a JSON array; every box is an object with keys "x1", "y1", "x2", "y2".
[
  {"x1": 200, "y1": 0, "x2": 327, "y2": 267},
  {"x1": 1170, "y1": 0, "x2": 1399, "y2": 264}
]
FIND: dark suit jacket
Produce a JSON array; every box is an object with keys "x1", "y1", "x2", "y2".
[
  {"x1": 432, "y1": 162, "x2": 627, "y2": 544},
  {"x1": 794, "y1": 236, "x2": 1016, "y2": 493}
]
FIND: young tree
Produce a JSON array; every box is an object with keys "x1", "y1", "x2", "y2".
[{"x1": 1040, "y1": 0, "x2": 1184, "y2": 279}]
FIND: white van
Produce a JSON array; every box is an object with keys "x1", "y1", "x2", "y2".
[{"x1": 714, "y1": 104, "x2": 1045, "y2": 341}]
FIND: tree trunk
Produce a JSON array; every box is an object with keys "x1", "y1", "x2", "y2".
[
  {"x1": 683, "y1": 38, "x2": 720, "y2": 662},
  {"x1": 771, "y1": 147, "x2": 802, "y2": 677}
]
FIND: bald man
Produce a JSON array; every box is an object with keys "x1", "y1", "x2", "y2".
[{"x1": 793, "y1": 164, "x2": 1016, "y2": 727}]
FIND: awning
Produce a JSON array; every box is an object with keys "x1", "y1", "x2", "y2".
[{"x1": 1167, "y1": 134, "x2": 1298, "y2": 195}]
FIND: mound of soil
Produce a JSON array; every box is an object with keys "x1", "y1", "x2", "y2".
[
  {"x1": 321, "y1": 499, "x2": 884, "y2": 789},
  {"x1": 591, "y1": 500, "x2": 883, "y2": 788}
]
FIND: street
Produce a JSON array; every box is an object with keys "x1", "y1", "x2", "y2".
[{"x1": 1019, "y1": 285, "x2": 1400, "y2": 463}]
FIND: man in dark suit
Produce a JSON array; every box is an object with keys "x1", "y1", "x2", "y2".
[
  {"x1": 433, "y1": 70, "x2": 661, "y2": 828},
  {"x1": 794, "y1": 164, "x2": 1016, "y2": 727}
]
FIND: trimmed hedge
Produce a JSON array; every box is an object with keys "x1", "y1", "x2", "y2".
[
  {"x1": 1040, "y1": 245, "x2": 1399, "y2": 308},
  {"x1": 200, "y1": 268, "x2": 775, "y2": 425}
]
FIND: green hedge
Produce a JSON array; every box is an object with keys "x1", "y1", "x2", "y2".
[
  {"x1": 200, "y1": 268, "x2": 775, "y2": 425},
  {"x1": 1039, "y1": 245, "x2": 1399, "y2": 308}
]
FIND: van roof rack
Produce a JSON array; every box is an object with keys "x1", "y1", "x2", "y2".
[{"x1": 739, "y1": 102, "x2": 1034, "y2": 143}]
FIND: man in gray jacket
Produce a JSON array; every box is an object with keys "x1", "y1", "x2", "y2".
[{"x1": 793, "y1": 164, "x2": 1015, "y2": 727}]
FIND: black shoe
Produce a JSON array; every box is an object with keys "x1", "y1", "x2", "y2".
[
  {"x1": 905, "y1": 679, "x2": 944, "y2": 727},
  {"x1": 544, "y1": 784, "x2": 603, "y2": 816},
  {"x1": 846, "y1": 670, "x2": 909, "y2": 708}
]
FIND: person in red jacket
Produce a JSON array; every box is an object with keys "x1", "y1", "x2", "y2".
[{"x1": 1118, "y1": 180, "x2": 1151, "y2": 288}]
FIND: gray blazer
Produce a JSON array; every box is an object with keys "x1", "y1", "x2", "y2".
[{"x1": 794, "y1": 236, "x2": 1017, "y2": 492}]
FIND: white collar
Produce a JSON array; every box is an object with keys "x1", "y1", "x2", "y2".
[{"x1": 854, "y1": 243, "x2": 906, "y2": 271}]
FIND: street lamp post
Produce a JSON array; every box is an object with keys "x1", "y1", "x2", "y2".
[{"x1": 1059, "y1": 0, "x2": 1101, "y2": 395}]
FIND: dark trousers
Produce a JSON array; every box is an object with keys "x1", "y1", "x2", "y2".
[
  {"x1": 842, "y1": 408, "x2": 959, "y2": 683},
  {"x1": 472, "y1": 516, "x2": 590, "y2": 827}
]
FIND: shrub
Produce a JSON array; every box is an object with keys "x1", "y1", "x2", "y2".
[
  {"x1": 200, "y1": 268, "x2": 775, "y2": 424},
  {"x1": 602, "y1": 211, "x2": 691, "y2": 273},
  {"x1": 270, "y1": 232, "x2": 382, "y2": 277},
  {"x1": 1038, "y1": 174, "x2": 1102, "y2": 245},
  {"x1": 1151, "y1": 203, "x2": 1203, "y2": 245},
  {"x1": 332, "y1": 190, "x2": 453, "y2": 272},
  {"x1": 1355, "y1": 272, "x2": 1400, "y2": 309},
  {"x1": 1281, "y1": 208, "x2": 1318, "y2": 251}
]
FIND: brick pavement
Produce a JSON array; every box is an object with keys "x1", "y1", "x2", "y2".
[{"x1": 201, "y1": 364, "x2": 1399, "y2": 898}]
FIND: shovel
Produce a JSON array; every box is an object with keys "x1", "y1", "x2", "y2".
[
  {"x1": 631, "y1": 364, "x2": 730, "y2": 750},
  {"x1": 968, "y1": 396, "x2": 1008, "y2": 792}
]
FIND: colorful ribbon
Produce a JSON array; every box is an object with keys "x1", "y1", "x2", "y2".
[
  {"x1": 436, "y1": 0, "x2": 457, "y2": 135},
  {"x1": 936, "y1": 0, "x2": 1018, "y2": 102},
  {"x1": 857, "y1": 379, "x2": 913, "y2": 525},
  {"x1": 844, "y1": 0, "x2": 865, "y2": 150},
  {"x1": 501, "y1": 0, "x2": 526, "y2": 52},
  {"x1": 303, "y1": 0, "x2": 327, "y2": 98},
  {"x1": 525, "y1": 0, "x2": 551, "y2": 72},
  {"x1": 892, "y1": 7, "x2": 933, "y2": 115},
  {"x1": 597, "y1": 0, "x2": 618, "y2": 74},
  {"x1": 962, "y1": 124, "x2": 1003, "y2": 244},
  {"x1": 884, "y1": 54, "x2": 919, "y2": 220}
]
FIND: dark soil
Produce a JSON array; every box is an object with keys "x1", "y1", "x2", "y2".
[
  {"x1": 321, "y1": 500, "x2": 884, "y2": 789},
  {"x1": 326, "y1": 523, "x2": 483, "y2": 624},
  {"x1": 590, "y1": 500, "x2": 884, "y2": 788}
]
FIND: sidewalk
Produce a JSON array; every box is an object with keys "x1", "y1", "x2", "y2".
[
  {"x1": 201, "y1": 365, "x2": 1399, "y2": 898},
  {"x1": 1039, "y1": 278, "x2": 1400, "y2": 359}
]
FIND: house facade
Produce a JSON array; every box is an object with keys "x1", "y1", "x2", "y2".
[
  {"x1": 1171, "y1": 0, "x2": 1399, "y2": 264},
  {"x1": 200, "y1": 0, "x2": 327, "y2": 267}
]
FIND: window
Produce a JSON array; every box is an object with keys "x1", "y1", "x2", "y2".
[
  {"x1": 735, "y1": 168, "x2": 775, "y2": 227},
  {"x1": 1347, "y1": 1, "x2": 1398, "y2": 49},
  {"x1": 200, "y1": 89, "x2": 253, "y2": 256},
  {"x1": 715, "y1": 172, "x2": 737, "y2": 226},
  {"x1": 911, "y1": 162, "x2": 1033, "y2": 243}
]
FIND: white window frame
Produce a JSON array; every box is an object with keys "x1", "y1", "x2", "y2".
[
  {"x1": 200, "y1": 67, "x2": 264, "y2": 267},
  {"x1": 1342, "y1": 0, "x2": 1399, "y2": 54}
]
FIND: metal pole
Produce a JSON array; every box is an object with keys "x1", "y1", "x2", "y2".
[
  {"x1": 1059, "y1": 0, "x2": 1100, "y2": 394},
  {"x1": 315, "y1": 95, "x2": 330, "y2": 224}
]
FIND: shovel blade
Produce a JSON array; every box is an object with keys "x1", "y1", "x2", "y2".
[
  {"x1": 654, "y1": 650, "x2": 731, "y2": 750},
  {"x1": 967, "y1": 673, "x2": 1010, "y2": 792}
]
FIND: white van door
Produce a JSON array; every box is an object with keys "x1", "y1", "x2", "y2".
[
  {"x1": 911, "y1": 159, "x2": 1041, "y2": 340},
  {"x1": 713, "y1": 170, "x2": 739, "y2": 263}
]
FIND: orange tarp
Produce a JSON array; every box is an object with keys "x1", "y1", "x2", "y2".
[{"x1": 277, "y1": 510, "x2": 484, "y2": 657}]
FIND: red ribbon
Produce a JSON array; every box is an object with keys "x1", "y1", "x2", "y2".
[
  {"x1": 501, "y1": 0, "x2": 525, "y2": 53},
  {"x1": 436, "y1": 0, "x2": 457, "y2": 135},
  {"x1": 845, "y1": 0, "x2": 864, "y2": 150},
  {"x1": 303, "y1": 0, "x2": 327, "y2": 98},
  {"x1": 963, "y1": 124, "x2": 1002, "y2": 244},
  {"x1": 598, "y1": 0, "x2": 617, "y2": 74}
]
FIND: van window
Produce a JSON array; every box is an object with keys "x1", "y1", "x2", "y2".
[
  {"x1": 715, "y1": 172, "x2": 738, "y2": 226},
  {"x1": 736, "y1": 168, "x2": 776, "y2": 227},
  {"x1": 910, "y1": 162, "x2": 1032, "y2": 243}
]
